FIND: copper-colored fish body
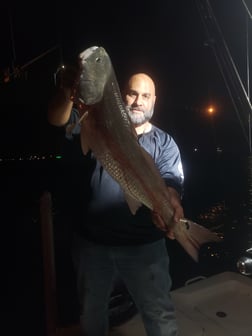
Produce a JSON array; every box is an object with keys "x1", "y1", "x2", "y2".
[{"x1": 77, "y1": 46, "x2": 222, "y2": 262}]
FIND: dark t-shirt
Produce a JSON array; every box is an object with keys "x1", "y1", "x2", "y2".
[{"x1": 62, "y1": 108, "x2": 184, "y2": 245}]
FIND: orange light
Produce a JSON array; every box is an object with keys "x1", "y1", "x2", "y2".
[{"x1": 207, "y1": 106, "x2": 215, "y2": 115}]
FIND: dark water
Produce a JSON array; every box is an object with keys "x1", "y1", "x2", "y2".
[{"x1": 8, "y1": 151, "x2": 250, "y2": 335}]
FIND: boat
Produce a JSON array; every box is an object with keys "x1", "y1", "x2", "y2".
[{"x1": 109, "y1": 271, "x2": 252, "y2": 336}]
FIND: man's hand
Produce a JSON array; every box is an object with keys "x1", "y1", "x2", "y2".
[
  {"x1": 151, "y1": 187, "x2": 184, "y2": 240},
  {"x1": 56, "y1": 64, "x2": 80, "y2": 90}
]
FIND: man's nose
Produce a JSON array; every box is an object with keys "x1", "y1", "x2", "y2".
[{"x1": 134, "y1": 95, "x2": 142, "y2": 105}]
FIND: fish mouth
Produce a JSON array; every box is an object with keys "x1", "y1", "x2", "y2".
[{"x1": 79, "y1": 46, "x2": 99, "y2": 61}]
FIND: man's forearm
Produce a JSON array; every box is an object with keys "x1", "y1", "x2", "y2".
[{"x1": 48, "y1": 87, "x2": 74, "y2": 126}]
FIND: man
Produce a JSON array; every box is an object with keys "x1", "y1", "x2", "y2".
[{"x1": 48, "y1": 68, "x2": 184, "y2": 336}]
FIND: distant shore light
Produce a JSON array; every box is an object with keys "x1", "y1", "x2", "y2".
[{"x1": 207, "y1": 106, "x2": 215, "y2": 115}]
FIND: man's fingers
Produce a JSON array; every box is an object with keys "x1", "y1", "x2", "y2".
[{"x1": 165, "y1": 230, "x2": 176, "y2": 240}]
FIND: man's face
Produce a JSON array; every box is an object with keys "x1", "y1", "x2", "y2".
[{"x1": 124, "y1": 74, "x2": 156, "y2": 126}]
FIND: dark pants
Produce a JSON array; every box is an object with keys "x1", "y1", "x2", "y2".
[{"x1": 72, "y1": 235, "x2": 178, "y2": 336}]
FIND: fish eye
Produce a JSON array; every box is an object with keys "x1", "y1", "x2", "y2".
[{"x1": 95, "y1": 57, "x2": 101, "y2": 63}]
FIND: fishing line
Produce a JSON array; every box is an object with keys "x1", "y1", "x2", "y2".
[{"x1": 195, "y1": 0, "x2": 252, "y2": 150}]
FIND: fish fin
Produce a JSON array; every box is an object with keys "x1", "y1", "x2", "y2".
[
  {"x1": 175, "y1": 218, "x2": 223, "y2": 262},
  {"x1": 80, "y1": 111, "x2": 90, "y2": 155},
  {"x1": 124, "y1": 193, "x2": 142, "y2": 215},
  {"x1": 66, "y1": 123, "x2": 76, "y2": 136}
]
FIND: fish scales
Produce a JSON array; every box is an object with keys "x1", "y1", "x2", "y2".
[
  {"x1": 80, "y1": 63, "x2": 166, "y2": 213},
  {"x1": 77, "y1": 46, "x2": 222, "y2": 262}
]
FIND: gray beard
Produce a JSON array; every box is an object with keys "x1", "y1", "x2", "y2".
[{"x1": 126, "y1": 107, "x2": 154, "y2": 126}]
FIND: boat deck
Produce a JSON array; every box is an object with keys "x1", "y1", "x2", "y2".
[{"x1": 54, "y1": 271, "x2": 252, "y2": 336}]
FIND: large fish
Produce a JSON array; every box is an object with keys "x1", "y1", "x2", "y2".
[{"x1": 77, "y1": 46, "x2": 221, "y2": 262}]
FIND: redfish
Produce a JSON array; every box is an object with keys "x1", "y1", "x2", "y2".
[{"x1": 77, "y1": 46, "x2": 221, "y2": 262}]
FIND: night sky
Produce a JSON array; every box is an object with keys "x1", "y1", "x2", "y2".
[{"x1": 0, "y1": 0, "x2": 251, "y2": 157}]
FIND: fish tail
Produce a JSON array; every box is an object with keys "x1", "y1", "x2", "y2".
[{"x1": 175, "y1": 218, "x2": 223, "y2": 262}]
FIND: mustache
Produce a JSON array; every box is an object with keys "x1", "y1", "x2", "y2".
[{"x1": 128, "y1": 106, "x2": 144, "y2": 113}]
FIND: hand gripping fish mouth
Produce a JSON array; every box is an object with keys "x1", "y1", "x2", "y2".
[{"x1": 76, "y1": 45, "x2": 222, "y2": 262}]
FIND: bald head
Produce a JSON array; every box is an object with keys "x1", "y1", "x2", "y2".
[
  {"x1": 126, "y1": 73, "x2": 156, "y2": 96},
  {"x1": 124, "y1": 73, "x2": 156, "y2": 128}
]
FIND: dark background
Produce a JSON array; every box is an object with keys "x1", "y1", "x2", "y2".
[
  {"x1": 1, "y1": 1, "x2": 251, "y2": 335},
  {"x1": 0, "y1": 0, "x2": 251, "y2": 157}
]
